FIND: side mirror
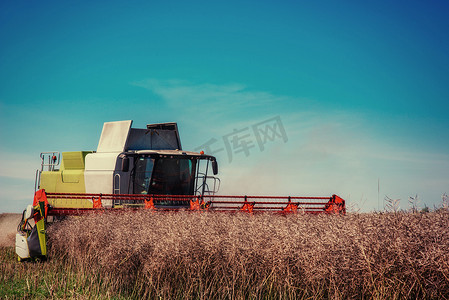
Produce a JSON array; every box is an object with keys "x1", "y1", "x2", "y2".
[
  {"x1": 121, "y1": 156, "x2": 129, "y2": 172},
  {"x1": 24, "y1": 205, "x2": 34, "y2": 220},
  {"x1": 211, "y1": 159, "x2": 218, "y2": 175}
]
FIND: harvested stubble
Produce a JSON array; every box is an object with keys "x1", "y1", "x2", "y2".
[{"x1": 47, "y1": 210, "x2": 449, "y2": 299}]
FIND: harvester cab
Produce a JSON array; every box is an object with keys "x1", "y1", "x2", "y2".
[
  {"x1": 122, "y1": 150, "x2": 219, "y2": 206},
  {"x1": 34, "y1": 120, "x2": 220, "y2": 209}
]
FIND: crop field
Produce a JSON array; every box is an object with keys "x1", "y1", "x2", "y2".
[{"x1": 1, "y1": 210, "x2": 449, "y2": 299}]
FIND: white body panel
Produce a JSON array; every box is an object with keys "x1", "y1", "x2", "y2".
[
  {"x1": 96, "y1": 120, "x2": 132, "y2": 153},
  {"x1": 85, "y1": 152, "x2": 120, "y2": 207},
  {"x1": 15, "y1": 233, "x2": 30, "y2": 259},
  {"x1": 24, "y1": 205, "x2": 34, "y2": 219}
]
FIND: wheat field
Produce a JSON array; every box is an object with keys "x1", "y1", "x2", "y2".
[{"x1": 1, "y1": 210, "x2": 449, "y2": 299}]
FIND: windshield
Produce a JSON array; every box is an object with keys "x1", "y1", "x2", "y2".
[
  {"x1": 134, "y1": 157, "x2": 196, "y2": 195},
  {"x1": 133, "y1": 157, "x2": 155, "y2": 194}
]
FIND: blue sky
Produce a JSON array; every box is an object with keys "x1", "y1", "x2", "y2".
[{"x1": 1, "y1": 0, "x2": 448, "y2": 212}]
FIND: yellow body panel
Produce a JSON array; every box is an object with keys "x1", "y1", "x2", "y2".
[
  {"x1": 39, "y1": 151, "x2": 93, "y2": 208},
  {"x1": 35, "y1": 217, "x2": 47, "y2": 256}
]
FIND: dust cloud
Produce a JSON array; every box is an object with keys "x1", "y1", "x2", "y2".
[{"x1": 0, "y1": 213, "x2": 21, "y2": 247}]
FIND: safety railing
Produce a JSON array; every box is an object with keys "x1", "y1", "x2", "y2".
[
  {"x1": 34, "y1": 152, "x2": 61, "y2": 193},
  {"x1": 40, "y1": 152, "x2": 60, "y2": 171}
]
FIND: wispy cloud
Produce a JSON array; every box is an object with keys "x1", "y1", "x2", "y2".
[
  {"x1": 132, "y1": 79, "x2": 304, "y2": 118},
  {"x1": 129, "y1": 79, "x2": 449, "y2": 210},
  {"x1": 132, "y1": 79, "x2": 318, "y2": 141}
]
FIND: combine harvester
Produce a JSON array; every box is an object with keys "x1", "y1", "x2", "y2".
[{"x1": 16, "y1": 120, "x2": 346, "y2": 261}]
